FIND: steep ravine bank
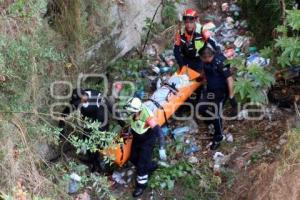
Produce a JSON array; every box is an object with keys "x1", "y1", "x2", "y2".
[
  {"x1": 44, "y1": 0, "x2": 201, "y2": 71},
  {"x1": 1, "y1": 0, "x2": 299, "y2": 199}
]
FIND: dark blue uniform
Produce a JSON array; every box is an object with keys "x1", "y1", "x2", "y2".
[
  {"x1": 59, "y1": 89, "x2": 110, "y2": 171},
  {"x1": 198, "y1": 53, "x2": 232, "y2": 142}
]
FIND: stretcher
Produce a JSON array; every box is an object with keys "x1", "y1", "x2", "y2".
[{"x1": 102, "y1": 66, "x2": 203, "y2": 167}]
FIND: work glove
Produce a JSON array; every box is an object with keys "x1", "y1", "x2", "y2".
[
  {"x1": 229, "y1": 96, "x2": 238, "y2": 117},
  {"x1": 159, "y1": 149, "x2": 167, "y2": 161}
]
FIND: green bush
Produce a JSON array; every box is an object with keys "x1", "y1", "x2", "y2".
[
  {"x1": 273, "y1": 10, "x2": 300, "y2": 68},
  {"x1": 228, "y1": 58, "x2": 275, "y2": 104},
  {"x1": 238, "y1": 0, "x2": 294, "y2": 47}
]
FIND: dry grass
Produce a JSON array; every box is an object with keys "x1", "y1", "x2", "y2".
[
  {"x1": 275, "y1": 123, "x2": 300, "y2": 179},
  {"x1": 0, "y1": 114, "x2": 70, "y2": 199}
]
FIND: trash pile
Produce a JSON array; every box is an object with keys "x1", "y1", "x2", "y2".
[
  {"x1": 204, "y1": 2, "x2": 270, "y2": 66},
  {"x1": 111, "y1": 167, "x2": 135, "y2": 187},
  {"x1": 143, "y1": 50, "x2": 178, "y2": 91}
]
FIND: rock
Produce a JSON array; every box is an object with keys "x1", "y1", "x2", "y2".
[
  {"x1": 235, "y1": 157, "x2": 246, "y2": 170},
  {"x1": 113, "y1": 0, "x2": 162, "y2": 57},
  {"x1": 34, "y1": 142, "x2": 60, "y2": 161},
  {"x1": 79, "y1": 0, "x2": 162, "y2": 65},
  {"x1": 0, "y1": 75, "x2": 6, "y2": 82},
  {"x1": 279, "y1": 138, "x2": 287, "y2": 146},
  {"x1": 144, "y1": 44, "x2": 158, "y2": 57},
  {"x1": 76, "y1": 191, "x2": 90, "y2": 200}
]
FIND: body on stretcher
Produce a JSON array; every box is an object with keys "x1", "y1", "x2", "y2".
[{"x1": 101, "y1": 66, "x2": 203, "y2": 167}]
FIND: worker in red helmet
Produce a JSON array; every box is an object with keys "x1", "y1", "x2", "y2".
[{"x1": 174, "y1": 8, "x2": 221, "y2": 72}]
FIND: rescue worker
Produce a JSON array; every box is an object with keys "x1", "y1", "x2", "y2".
[
  {"x1": 197, "y1": 47, "x2": 237, "y2": 150},
  {"x1": 59, "y1": 88, "x2": 110, "y2": 171},
  {"x1": 124, "y1": 97, "x2": 166, "y2": 197},
  {"x1": 174, "y1": 8, "x2": 221, "y2": 72},
  {"x1": 59, "y1": 89, "x2": 109, "y2": 132}
]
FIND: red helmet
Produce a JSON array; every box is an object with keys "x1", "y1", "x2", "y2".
[{"x1": 183, "y1": 8, "x2": 198, "y2": 18}]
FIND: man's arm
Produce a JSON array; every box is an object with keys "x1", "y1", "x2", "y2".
[
  {"x1": 96, "y1": 107, "x2": 109, "y2": 132},
  {"x1": 222, "y1": 65, "x2": 237, "y2": 113},
  {"x1": 58, "y1": 105, "x2": 72, "y2": 138},
  {"x1": 147, "y1": 117, "x2": 165, "y2": 149},
  {"x1": 58, "y1": 106, "x2": 72, "y2": 127},
  {"x1": 207, "y1": 37, "x2": 222, "y2": 53},
  {"x1": 151, "y1": 125, "x2": 165, "y2": 149},
  {"x1": 174, "y1": 31, "x2": 185, "y2": 69},
  {"x1": 202, "y1": 29, "x2": 222, "y2": 53}
]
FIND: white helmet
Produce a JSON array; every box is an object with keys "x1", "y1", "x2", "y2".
[{"x1": 125, "y1": 97, "x2": 142, "y2": 113}]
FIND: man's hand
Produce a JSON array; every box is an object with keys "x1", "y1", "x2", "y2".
[{"x1": 159, "y1": 149, "x2": 167, "y2": 161}]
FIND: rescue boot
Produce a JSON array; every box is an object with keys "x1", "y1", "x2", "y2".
[
  {"x1": 132, "y1": 183, "x2": 147, "y2": 198},
  {"x1": 210, "y1": 135, "x2": 223, "y2": 150}
]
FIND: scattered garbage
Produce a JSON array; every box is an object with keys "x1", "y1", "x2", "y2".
[
  {"x1": 221, "y1": 3, "x2": 229, "y2": 12},
  {"x1": 134, "y1": 90, "x2": 145, "y2": 99},
  {"x1": 224, "y1": 132, "x2": 234, "y2": 143},
  {"x1": 68, "y1": 173, "x2": 81, "y2": 194},
  {"x1": 248, "y1": 46, "x2": 257, "y2": 54},
  {"x1": 229, "y1": 4, "x2": 241, "y2": 13},
  {"x1": 185, "y1": 143, "x2": 200, "y2": 155},
  {"x1": 172, "y1": 122, "x2": 199, "y2": 140},
  {"x1": 112, "y1": 171, "x2": 126, "y2": 185},
  {"x1": 247, "y1": 53, "x2": 270, "y2": 67},
  {"x1": 161, "y1": 126, "x2": 170, "y2": 136},
  {"x1": 112, "y1": 168, "x2": 134, "y2": 185},
  {"x1": 238, "y1": 109, "x2": 249, "y2": 120},
  {"x1": 172, "y1": 126, "x2": 190, "y2": 139},
  {"x1": 213, "y1": 152, "x2": 225, "y2": 175},
  {"x1": 188, "y1": 156, "x2": 199, "y2": 164},
  {"x1": 158, "y1": 161, "x2": 171, "y2": 168},
  {"x1": 263, "y1": 149, "x2": 272, "y2": 156},
  {"x1": 185, "y1": 119, "x2": 199, "y2": 134},
  {"x1": 234, "y1": 36, "x2": 249, "y2": 48}
]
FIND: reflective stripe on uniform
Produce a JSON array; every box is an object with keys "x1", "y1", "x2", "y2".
[
  {"x1": 96, "y1": 93, "x2": 102, "y2": 108},
  {"x1": 137, "y1": 175, "x2": 148, "y2": 184}
]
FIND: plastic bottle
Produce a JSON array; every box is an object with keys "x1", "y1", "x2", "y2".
[
  {"x1": 172, "y1": 126, "x2": 190, "y2": 139},
  {"x1": 68, "y1": 173, "x2": 81, "y2": 194},
  {"x1": 185, "y1": 143, "x2": 200, "y2": 155},
  {"x1": 161, "y1": 126, "x2": 170, "y2": 136}
]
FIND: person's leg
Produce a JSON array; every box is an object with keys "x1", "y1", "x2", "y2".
[
  {"x1": 133, "y1": 131, "x2": 156, "y2": 197},
  {"x1": 197, "y1": 89, "x2": 214, "y2": 126},
  {"x1": 210, "y1": 90, "x2": 227, "y2": 150},
  {"x1": 130, "y1": 136, "x2": 139, "y2": 167}
]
